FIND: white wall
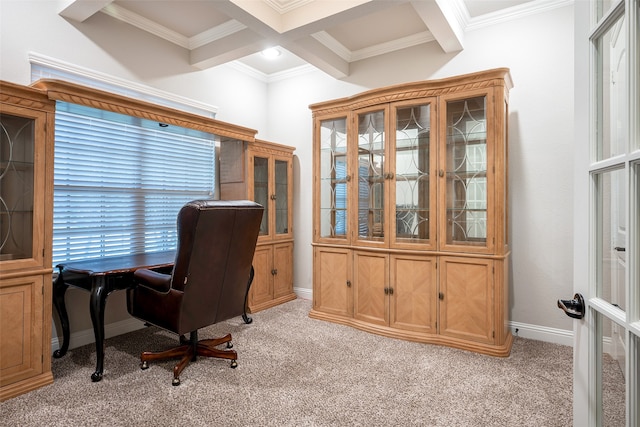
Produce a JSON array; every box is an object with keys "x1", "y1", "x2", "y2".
[
  {"x1": 1, "y1": 0, "x2": 575, "y2": 346},
  {"x1": 265, "y1": 4, "x2": 576, "y2": 338}
]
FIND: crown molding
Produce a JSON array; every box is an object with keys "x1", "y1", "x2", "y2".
[{"x1": 465, "y1": 0, "x2": 575, "y2": 32}]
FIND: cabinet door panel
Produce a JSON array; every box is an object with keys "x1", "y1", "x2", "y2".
[
  {"x1": 249, "y1": 246, "x2": 273, "y2": 308},
  {"x1": 438, "y1": 90, "x2": 495, "y2": 254},
  {"x1": 316, "y1": 116, "x2": 349, "y2": 243},
  {"x1": 353, "y1": 251, "x2": 387, "y2": 326},
  {"x1": 389, "y1": 255, "x2": 436, "y2": 333},
  {"x1": 390, "y1": 100, "x2": 438, "y2": 250},
  {"x1": 250, "y1": 154, "x2": 270, "y2": 238},
  {"x1": 439, "y1": 257, "x2": 493, "y2": 343},
  {"x1": 0, "y1": 275, "x2": 43, "y2": 386},
  {"x1": 313, "y1": 247, "x2": 351, "y2": 317},
  {"x1": 273, "y1": 243, "x2": 293, "y2": 299}
]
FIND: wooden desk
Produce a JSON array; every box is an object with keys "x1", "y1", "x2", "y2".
[
  {"x1": 52, "y1": 251, "x2": 175, "y2": 382},
  {"x1": 53, "y1": 251, "x2": 256, "y2": 382}
]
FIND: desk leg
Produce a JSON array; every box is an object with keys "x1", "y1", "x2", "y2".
[
  {"x1": 52, "y1": 274, "x2": 70, "y2": 358},
  {"x1": 89, "y1": 277, "x2": 109, "y2": 382},
  {"x1": 242, "y1": 266, "x2": 254, "y2": 324}
]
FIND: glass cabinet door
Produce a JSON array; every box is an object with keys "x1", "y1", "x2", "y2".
[
  {"x1": 0, "y1": 112, "x2": 36, "y2": 262},
  {"x1": 392, "y1": 101, "x2": 435, "y2": 247},
  {"x1": 318, "y1": 117, "x2": 348, "y2": 241},
  {"x1": 253, "y1": 155, "x2": 269, "y2": 236},
  {"x1": 356, "y1": 108, "x2": 386, "y2": 243},
  {"x1": 274, "y1": 158, "x2": 289, "y2": 235},
  {"x1": 441, "y1": 94, "x2": 491, "y2": 251}
]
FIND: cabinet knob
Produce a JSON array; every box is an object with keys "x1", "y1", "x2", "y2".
[
  {"x1": 439, "y1": 292, "x2": 444, "y2": 300},
  {"x1": 346, "y1": 175, "x2": 351, "y2": 182},
  {"x1": 439, "y1": 169, "x2": 444, "y2": 177},
  {"x1": 271, "y1": 269, "x2": 278, "y2": 275},
  {"x1": 346, "y1": 280, "x2": 352, "y2": 287},
  {"x1": 270, "y1": 194, "x2": 277, "y2": 200}
]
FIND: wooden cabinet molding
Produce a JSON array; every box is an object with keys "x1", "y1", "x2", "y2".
[
  {"x1": 309, "y1": 69, "x2": 513, "y2": 357},
  {"x1": 0, "y1": 81, "x2": 55, "y2": 401},
  {"x1": 220, "y1": 139, "x2": 296, "y2": 313}
]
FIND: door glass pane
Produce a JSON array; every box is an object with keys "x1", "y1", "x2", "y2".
[
  {"x1": 275, "y1": 159, "x2": 288, "y2": 235},
  {"x1": 319, "y1": 118, "x2": 347, "y2": 239},
  {"x1": 595, "y1": 168, "x2": 626, "y2": 309},
  {"x1": 395, "y1": 104, "x2": 431, "y2": 243},
  {"x1": 253, "y1": 156, "x2": 269, "y2": 236},
  {"x1": 595, "y1": 13, "x2": 626, "y2": 161},
  {"x1": 445, "y1": 96, "x2": 487, "y2": 246},
  {"x1": 357, "y1": 110, "x2": 385, "y2": 241},
  {"x1": 0, "y1": 113, "x2": 35, "y2": 261},
  {"x1": 596, "y1": 0, "x2": 617, "y2": 21},
  {"x1": 598, "y1": 313, "x2": 627, "y2": 426}
]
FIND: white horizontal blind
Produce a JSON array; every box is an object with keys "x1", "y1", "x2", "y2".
[{"x1": 52, "y1": 102, "x2": 216, "y2": 264}]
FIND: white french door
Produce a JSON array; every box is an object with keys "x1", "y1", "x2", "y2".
[{"x1": 572, "y1": 1, "x2": 639, "y2": 426}]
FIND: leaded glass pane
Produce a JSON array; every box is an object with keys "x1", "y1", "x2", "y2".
[
  {"x1": 254, "y1": 156, "x2": 269, "y2": 235},
  {"x1": 395, "y1": 104, "x2": 431, "y2": 242},
  {"x1": 357, "y1": 110, "x2": 385, "y2": 241},
  {"x1": 445, "y1": 96, "x2": 487, "y2": 245},
  {"x1": 0, "y1": 113, "x2": 35, "y2": 260},
  {"x1": 275, "y1": 159, "x2": 288, "y2": 234},
  {"x1": 319, "y1": 118, "x2": 347, "y2": 238}
]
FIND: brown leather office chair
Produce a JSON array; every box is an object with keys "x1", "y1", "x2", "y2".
[{"x1": 127, "y1": 200, "x2": 263, "y2": 385}]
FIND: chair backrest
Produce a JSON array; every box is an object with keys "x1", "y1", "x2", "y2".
[{"x1": 171, "y1": 200, "x2": 263, "y2": 333}]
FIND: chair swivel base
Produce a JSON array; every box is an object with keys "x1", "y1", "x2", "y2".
[{"x1": 140, "y1": 331, "x2": 237, "y2": 385}]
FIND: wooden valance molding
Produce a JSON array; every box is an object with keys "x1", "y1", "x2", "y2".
[
  {"x1": 309, "y1": 68, "x2": 513, "y2": 117},
  {"x1": 31, "y1": 79, "x2": 257, "y2": 142}
]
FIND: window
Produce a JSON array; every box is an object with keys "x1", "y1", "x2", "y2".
[{"x1": 52, "y1": 102, "x2": 217, "y2": 264}]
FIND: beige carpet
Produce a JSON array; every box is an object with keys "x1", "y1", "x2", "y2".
[{"x1": 0, "y1": 299, "x2": 604, "y2": 426}]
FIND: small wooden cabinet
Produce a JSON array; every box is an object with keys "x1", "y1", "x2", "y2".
[
  {"x1": 220, "y1": 138, "x2": 296, "y2": 312},
  {"x1": 310, "y1": 69, "x2": 513, "y2": 356},
  {"x1": 0, "y1": 81, "x2": 55, "y2": 400}
]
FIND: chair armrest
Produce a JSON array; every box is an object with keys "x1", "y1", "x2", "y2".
[{"x1": 134, "y1": 269, "x2": 172, "y2": 293}]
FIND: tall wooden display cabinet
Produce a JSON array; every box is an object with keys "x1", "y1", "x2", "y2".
[
  {"x1": 0, "y1": 81, "x2": 55, "y2": 400},
  {"x1": 220, "y1": 138, "x2": 296, "y2": 313},
  {"x1": 309, "y1": 69, "x2": 513, "y2": 356}
]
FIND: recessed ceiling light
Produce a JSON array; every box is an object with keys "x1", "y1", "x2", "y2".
[{"x1": 261, "y1": 48, "x2": 281, "y2": 59}]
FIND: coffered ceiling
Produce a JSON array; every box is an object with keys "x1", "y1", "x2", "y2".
[{"x1": 59, "y1": 0, "x2": 564, "y2": 79}]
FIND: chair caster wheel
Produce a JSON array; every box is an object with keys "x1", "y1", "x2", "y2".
[
  {"x1": 230, "y1": 360, "x2": 237, "y2": 369},
  {"x1": 172, "y1": 377, "x2": 180, "y2": 386},
  {"x1": 227, "y1": 341, "x2": 233, "y2": 349},
  {"x1": 141, "y1": 361, "x2": 149, "y2": 370}
]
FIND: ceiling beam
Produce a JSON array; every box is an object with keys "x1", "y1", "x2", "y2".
[
  {"x1": 411, "y1": 0, "x2": 464, "y2": 53},
  {"x1": 58, "y1": 0, "x2": 112, "y2": 22},
  {"x1": 285, "y1": 36, "x2": 349, "y2": 79},
  {"x1": 190, "y1": 28, "x2": 267, "y2": 70}
]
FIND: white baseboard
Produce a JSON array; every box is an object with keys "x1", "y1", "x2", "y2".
[
  {"x1": 51, "y1": 317, "x2": 146, "y2": 352},
  {"x1": 294, "y1": 286, "x2": 313, "y2": 301},
  {"x1": 508, "y1": 321, "x2": 573, "y2": 347},
  {"x1": 51, "y1": 293, "x2": 574, "y2": 351}
]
